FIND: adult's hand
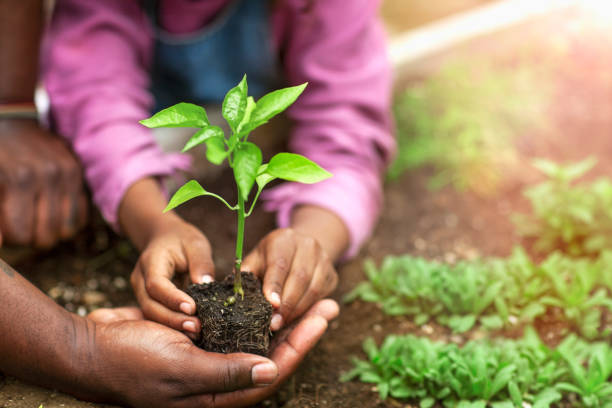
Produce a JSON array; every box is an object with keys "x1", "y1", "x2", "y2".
[
  {"x1": 86, "y1": 318, "x2": 279, "y2": 408},
  {"x1": 88, "y1": 299, "x2": 339, "y2": 408},
  {"x1": 0, "y1": 118, "x2": 87, "y2": 248}
]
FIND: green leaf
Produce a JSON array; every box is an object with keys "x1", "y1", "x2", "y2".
[
  {"x1": 565, "y1": 156, "x2": 597, "y2": 180},
  {"x1": 360, "y1": 371, "x2": 382, "y2": 384},
  {"x1": 378, "y1": 382, "x2": 390, "y2": 400},
  {"x1": 266, "y1": 153, "x2": 332, "y2": 184},
  {"x1": 140, "y1": 102, "x2": 209, "y2": 128},
  {"x1": 182, "y1": 125, "x2": 224, "y2": 152},
  {"x1": 234, "y1": 142, "x2": 262, "y2": 200},
  {"x1": 363, "y1": 337, "x2": 379, "y2": 360},
  {"x1": 164, "y1": 180, "x2": 211, "y2": 212},
  {"x1": 508, "y1": 381, "x2": 522, "y2": 407},
  {"x1": 222, "y1": 75, "x2": 248, "y2": 132},
  {"x1": 242, "y1": 83, "x2": 308, "y2": 133},
  {"x1": 446, "y1": 314, "x2": 476, "y2": 333},
  {"x1": 533, "y1": 388, "x2": 562, "y2": 408},
  {"x1": 420, "y1": 397, "x2": 435, "y2": 408},
  {"x1": 255, "y1": 164, "x2": 276, "y2": 190},
  {"x1": 480, "y1": 315, "x2": 504, "y2": 330},
  {"x1": 489, "y1": 364, "x2": 516, "y2": 398},
  {"x1": 204, "y1": 136, "x2": 227, "y2": 165},
  {"x1": 238, "y1": 96, "x2": 257, "y2": 136},
  {"x1": 531, "y1": 158, "x2": 561, "y2": 177}
]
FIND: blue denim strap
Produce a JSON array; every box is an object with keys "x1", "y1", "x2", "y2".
[{"x1": 147, "y1": 0, "x2": 282, "y2": 111}]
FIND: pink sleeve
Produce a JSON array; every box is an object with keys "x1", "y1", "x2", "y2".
[
  {"x1": 265, "y1": 0, "x2": 396, "y2": 259},
  {"x1": 41, "y1": 0, "x2": 190, "y2": 230}
]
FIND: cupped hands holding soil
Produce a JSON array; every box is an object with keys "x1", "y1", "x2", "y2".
[{"x1": 187, "y1": 272, "x2": 273, "y2": 356}]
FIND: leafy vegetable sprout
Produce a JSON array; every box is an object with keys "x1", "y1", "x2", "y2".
[
  {"x1": 514, "y1": 157, "x2": 612, "y2": 256},
  {"x1": 140, "y1": 75, "x2": 331, "y2": 298},
  {"x1": 343, "y1": 326, "x2": 612, "y2": 408}
]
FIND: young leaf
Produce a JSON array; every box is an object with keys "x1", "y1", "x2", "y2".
[
  {"x1": 266, "y1": 153, "x2": 332, "y2": 184},
  {"x1": 241, "y1": 83, "x2": 308, "y2": 133},
  {"x1": 164, "y1": 180, "x2": 205, "y2": 212},
  {"x1": 222, "y1": 75, "x2": 248, "y2": 132},
  {"x1": 140, "y1": 102, "x2": 209, "y2": 128},
  {"x1": 255, "y1": 164, "x2": 276, "y2": 190},
  {"x1": 238, "y1": 96, "x2": 257, "y2": 136},
  {"x1": 204, "y1": 136, "x2": 228, "y2": 165},
  {"x1": 182, "y1": 126, "x2": 224, "y2": 152},
  {"x1": 234, "y1": 142, "x2": 262, "y2": 200}
]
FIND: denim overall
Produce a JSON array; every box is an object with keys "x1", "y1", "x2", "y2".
[{"x1": 148, "y1": 0, "x2": 281, "y2": 112}]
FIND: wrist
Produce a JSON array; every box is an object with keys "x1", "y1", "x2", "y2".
[
  {"x1": 290, "y1": 205, "x2": 350, "y2": 263},
  {"x1": 68, "y1": 316, "x2": 125, "y2": 404},
  {"x1": 119, "y1": 178, "x2": 183, "y2": 250}
]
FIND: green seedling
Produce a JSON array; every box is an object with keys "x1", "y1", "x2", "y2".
[
  {"x1": 557, "y1": 335, "x2": 612, "y2": 407},
  {"x1": 343, "y1": 327, "x2": 612, "y2": 407},
  {"x1": 140, "y1": 75, "x2": 331, "y2": 297},
  {"x1": 346, "y1": 247, "x2": 612, "y2": 339},
  {"x1": 539, "y1": 253, "x2": 612, "y2": 339},
  {"x1": 341, "y1": 327, "x2": 568, "y2": 407},
  {"x1": 344, "y1": 247, "x2": 549, "y2": 333},
  {"x1": 514, "y1": 157, "x2": 612, "y2": 256},
  {"x1": 390, "y1": 58, "x2": 548, "y2": 194}
]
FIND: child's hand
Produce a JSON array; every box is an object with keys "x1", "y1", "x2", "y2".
[
  {"x1": 242, "y1": 228, "x2": 339, "y2": 331},
  {"x1": 129, "y1": 218, "x2": 215, "y2": 335},
  {"x1": 119, "y1": 178, "x2": 215, "y2": 335}
]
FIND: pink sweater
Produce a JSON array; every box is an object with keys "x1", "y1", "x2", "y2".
[{"x1": 42, "y1": 0, "x2": 395, "y2": 258}]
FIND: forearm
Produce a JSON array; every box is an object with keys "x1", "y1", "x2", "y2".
[
  {"x1": 118, "y1": 177, "x2": 183, "y2": 251},
  {"x1": 290, "y1": 205, "x2": 349, "y2": 263},
  {"x1": 0, "y1": 0, "x2": 43, "y2": 103},
  {"x1": 0, "y1": 258, "x2": 99, "y2": 399}
]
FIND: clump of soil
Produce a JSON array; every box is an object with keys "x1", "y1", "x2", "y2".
[{"x1": 187, "y1": 272, "x2": 273, "y2": 356}]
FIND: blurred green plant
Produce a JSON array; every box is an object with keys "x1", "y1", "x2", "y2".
[
  {"x1": 514, "y1": 157, "x2": 612, "y2": 256},
  {"x1": 390, "y1": 59, "x2": 548, "y2": 194},
  {"x1": 345, "y1": 248, "x2": 612, "y2": 339},
  {"x1": 342, "y1": 328, "x2": 612, "y2": 408}
]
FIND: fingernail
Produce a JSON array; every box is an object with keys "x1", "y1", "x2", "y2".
[
  {"x1": 180, "y1": 302, "x2": 194, "y2": 315},
  {"x1": 201, "y1": 275, "x2": 213, "y2": 284},
  {"x1": 182, "y1": 320, "x2": 197, "y2": 333},
  {"x1": 251, "y1": 362, "x2": 278, "y2": 385},
  {"x1": 269, "y1": 292, "x2": 281, "y2": 307},
  {"x1": 270, "y1": 314, "x2": 283, "y2": 331}
]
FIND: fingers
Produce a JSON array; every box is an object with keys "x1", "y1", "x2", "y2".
[
  {"x1": 34, "y1": 183, "x2": 62, "y2": 248},
  {"x1": 183, "y1": 237, "x2": 215, "y2": 284},
  {"x1": 251, "y1": 231, "x2": 297, "y2": 309},
  {"x1": 131, "y1": 260, "x2": 199, "y2": 334},
  {"x1": 0, "y1": 159, "x2": 36, "y2": 245},
  {"x1": 211, "y1": 299, "x2": 338, "y2": 408},
  {"x1": 271, "y1": 236, "x2": 317, "y2": 330},
  {"x1": 289, "y1": 262, "x2": 337, "y2": 323}
]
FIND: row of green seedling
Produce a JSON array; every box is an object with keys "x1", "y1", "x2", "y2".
[
  {"x1": 345, "y1": 247, "x2": 612, "y2": 339},
  {"x1": 342, "y1": 327, "x2": 612, "y2": 408}
]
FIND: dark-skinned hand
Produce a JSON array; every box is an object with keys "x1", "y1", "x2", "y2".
[
  {"x1": 0, "y1": 118, "x2": 87, "y2": 248},
  {"x1": 87, "y1": 299, "x2": 339, "y2": 408}
]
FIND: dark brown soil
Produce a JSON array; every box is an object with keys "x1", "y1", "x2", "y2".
[{"x1": 187, "y1": 272, "x2": 273, "y2": 355}]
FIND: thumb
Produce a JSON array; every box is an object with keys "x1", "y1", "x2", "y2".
[
  {"x1": 184, "y1": 351, "x2": 278, "y2": 392},
  {"x1": 241, "y1": 247, "x2": 265, "y2": 276},
  {"x1": 185, "y1": 239, "x2": 215, "y2": 284}
]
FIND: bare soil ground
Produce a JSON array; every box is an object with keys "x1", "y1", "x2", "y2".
[{"x1": 3, "y1": 5, "x2": 612, "y2": 408}]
